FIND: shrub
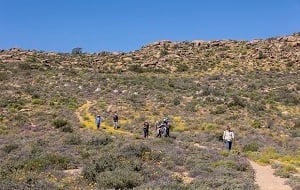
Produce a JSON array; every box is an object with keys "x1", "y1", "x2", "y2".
[
  {"x1": 228, "y1": 95, "x2": 246, "y2": 108},
  {"x1": 129, "y1": 64, "x2": 144, "y2": 73},
  {"x1": 121, "y1": 143, "x2": 151, "y2": 159},
  {"x1": 0, "y1": 124, "x2": 8, "y2": 135},
  {"x1": 96, "y1": 168, "x2": 143, "y2": 189},
  {"x1": 274, "y1": 164, "x2": 297, "y2": 178},
  {"x1": 83, "y1": 154, "x2": 118, "y2": 182},
  {"x1": 53, "y1": 119, "x2": 68, "y2": 128},
  {"x1": 251, "y1": 120, "x2": 262, "y2": 128},
  {"x1": 173, "y1": 96, "x2": 182, "y2": 106},
  {"x1": 210, "y1": 105, "x2": 226, "y2": 114},
  {"x1": 234, "y1": 156, "x2": 250, "y2": 171},
  {"x1": 242, "y1": 142, "x2": 259, "y2": 152},
  {"x1": 87, "y1": 136, "x2": 113, "y2": 146},
  {"x1": 176, "y1": 63, "x2": 189, "y2": 72},
  {"x1": 185, "y1": 102, "x2": 197, "y2": 112},
  {"x1": 65, "y1": 134, "x2": 81, "y2": 145},
  {"x1": 22, "y1": 154, "x2": 72, "y2": 170},
  {"x1": 2, "y1": 143, "x2": 18, "y2": 154},
  {"x1": 61, "y1": 125, "x2": 73, "y2": 133},
  {"x1": 293, "y1": 119, "x2": 300, "y2": 129}
]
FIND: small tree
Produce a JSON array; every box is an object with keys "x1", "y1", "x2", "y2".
[{"x1": 71, "y1": 47, "x2": 82, "y2": 55}]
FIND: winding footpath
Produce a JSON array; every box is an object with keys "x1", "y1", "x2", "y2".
[
  {"x1": 76, "y1": 101, "x2": 293, "y2": 189},
  {"x1": 75, "y1": 100, "x2": 132, "y2": 135},
  {"x1": 248, "y1": 160, "x2": 292, "y2": 190}
]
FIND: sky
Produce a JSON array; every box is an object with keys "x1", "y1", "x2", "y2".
[{"x1": 1, "y1": 0, "x2": 300, "y2": 53}]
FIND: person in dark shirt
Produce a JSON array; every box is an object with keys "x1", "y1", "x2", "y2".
[
  {"x1": 113, "y1": 112, "x2": 119, "y2": 129},
  {"x1": 143, "y1": 121, "x2": 150, "y2": 138}
]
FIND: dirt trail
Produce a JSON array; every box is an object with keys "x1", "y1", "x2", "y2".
[
  {"x1": 75, "y1": 100, "x2": 132, "y2": 135},
  {"x1": 248, "y1": 160, "x2": 291, "y2": 190},
  {"x1": 76, "y1": 101, "x2": 293, "y2": 189}
]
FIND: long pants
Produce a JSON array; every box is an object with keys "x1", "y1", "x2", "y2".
[
  {"x1": 165, "y1": 127, "x2": 170, "y2": 137},
  {"x1": 225, "y1": 141, "x2": 232, "y2": 150},
  {"x1": 113, "y1": 121, "x2": 118, "y2": 129},
  {"x1": 143, "y1": 128, "x2": 149, "y2": 138}
]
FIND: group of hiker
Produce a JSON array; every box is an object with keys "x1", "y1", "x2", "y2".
[
  {"x1": 95, "y1": 113, "x2": 171, "y2": 138},
  {"x1": 95, "y1": 112, "x2": 119, "y2": 130},
  {"x1": 143, "y1": 118, "x2": 170, "y2": 138},
  {"x1": 95, "y1": 113, "x2": 235, "y2": 151}
]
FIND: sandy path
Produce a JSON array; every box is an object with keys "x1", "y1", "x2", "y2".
[
  {"x1": 75, "y1": 100, "x2": 132, "y2": 135},
  {"x1": 248, "y1": 160, "x2": 291, "y2": 190}
]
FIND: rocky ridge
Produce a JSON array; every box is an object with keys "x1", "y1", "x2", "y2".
[{"x1": 0, "y1": 32, "x2": 299, "y2": 73}]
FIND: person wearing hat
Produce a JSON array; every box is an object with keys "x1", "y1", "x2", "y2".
[
  {"x1": 223, "y1": 126, "x2": 234, "y2": 151},
  {"x1": 95, "y1": 115, "x2": 102, "y2": 129}
]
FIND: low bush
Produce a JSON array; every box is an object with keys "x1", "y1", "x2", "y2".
[
  {"x1": 53, "y1": 119, "x2": 68, "y2": 128},
  {"x1": 2, "y1": 143, "x2": 18, "y2": 154},
  {"x1": 274, "y1": 164, "x2": 297, "y2": 178},
  {"x1": 61, "y1": 125, "x2": 73, "y2": 133},
  {"x1": 87, "y1": 135, "x2": 113, "y2": 146},
  {"x1": 242, "y1": 142, "x2": 259, "y2": 152},
  {"x1": 121, "y1": 143, "x2": 151, "y2": 159},
  {"x1": 65, "y1": 134, "x2": 82, "y2": 145},
  {"x1": 96, "y1": 168, "x2": 143, "y2": 189},
  {"x1": 0, "y1": 124, "x2": 8, "y2": 135},
  {"x1": 251, "y1": 120, "x2": 262, "y2": 129}
]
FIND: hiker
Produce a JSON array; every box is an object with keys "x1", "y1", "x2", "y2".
[
  {"x1": 95, "y1": 115, "x2": 102, "y2": 129},
  {"x1": 163, "y1": 118, "x2": 170, "y2": 137},
  {"x1": 223, "y1": 126, "x2": 234, "y2": 151},
  {"x1": 113, "y1": 112, "x2": 119, "y2": 129},
  {"x1": 143, "y1": 121, "x2": 150, "y2": 138},
  {"x1": 156, "y1": 121, "x2": 164, "y2": 138}
]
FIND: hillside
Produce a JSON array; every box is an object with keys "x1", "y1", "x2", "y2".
[{"x1": 0, "y1": 33, "x2": 299, "y2": 189}]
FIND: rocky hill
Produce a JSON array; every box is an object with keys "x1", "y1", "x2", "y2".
[
  {"x1": 1, "y1": 32, "x2": 299, "y2": 73},
  {"x1": 0, "y1": 33, "x2": 299, "y2": 189}
]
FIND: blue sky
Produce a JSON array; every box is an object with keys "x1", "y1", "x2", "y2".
[{"x1": 1, "y1": 0, "x2": 300, "y2": 53}]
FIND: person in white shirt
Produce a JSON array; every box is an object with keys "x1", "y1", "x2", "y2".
[{"x1": 223, "y1": 126, "x2": 234, "y2": 151}]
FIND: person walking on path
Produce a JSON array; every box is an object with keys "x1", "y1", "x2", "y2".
[
  {"x1": 113, "y1": 112, "x2": 119, "y2": 129},
  {"x1": 95, "y1": 115, "x2": 102, "y2": 129},
  {"x1": 163, "y1": 118, "x2": 170, "y2": 137},
  {"x1": 223, "y1": 126, "x2": 234, "y2": 151},
  {"x1": 143, "y1": 121, "x2": 150, "y2": 138}
]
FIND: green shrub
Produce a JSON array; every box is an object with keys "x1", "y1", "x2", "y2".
[
  {"x1": 228, "y1": 96, "x2": 246, "y2": 108},
  {"x1": 121, "y1": 143, "x2": 151, "y2": 159},
  {"x1": 0, "y1": 124, "x2": 8, "y2": 135},
  {"x1": 65, "y1": 134, "x2": 81, "y2": 145},
  {"x1": 242, "y1": 142, "x2": 259, "y2": 152},
  {"x1": 32, "y1": 98, "x2": 44, "y2": 105},
  {"x1": 274, "y1": 164, "x2": 297, "y2": 178},
  {"x1": 87, "y1": 136, "x2": 113, "y2": 146},
  {"x1": 96, "y1": 168, "x2": 143, "y2": 189},
  {"x1": 129, "y1": 64, "x2": 144, "y2": 73},
  {"x1": 173, "y1": 96, "x2": 182, "y2": 106},
  {"x1": 83, "y1": 154, "x2": 118, "y2": 182},
  {"x1": 53, "y1": 119, "x2": 68, "y2": 128},
  {"x1": 185, "y1": 102, "x2": 197, "y2": 112},
  {"x1": 176, "y1": 63, "x2": 189, "y2": 72},
  {"x1": 22, "y1": 154, "x2": 72, "y2": 170},
  {"x1": 293, "y1": 119, "x2": 300, "y2": 129},
  {"x1": 210, "y1": 105, "x2": 226, "y2": 114},
  {"x1": 2, "y1": 143, "x2": 18, "y2": 154},
  {"x1": 61, "y1": 125, "x2": 73, "y2": 133},
  {"x1": 251, "y1": 120, "x2": 262, "y2": 128}
]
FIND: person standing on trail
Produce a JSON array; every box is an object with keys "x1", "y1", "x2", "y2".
[
  {"x1": 143, "y1": 121, "x2": 150, "y2": 138},
  {"x1": 113, "y1": 112, "x2": 119, "y2": 129},
  {"x1": 223, "y1": 126, "x2": 234, "y2": 151},
  {"x1": 163, "y1": 118, "x2": 170, "y2": 137},
  {"x1": 95, "y1": 115, "x2": 102, "y2": 129}
]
